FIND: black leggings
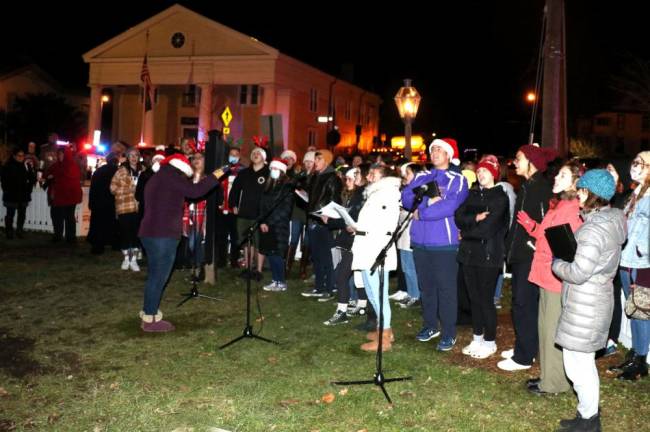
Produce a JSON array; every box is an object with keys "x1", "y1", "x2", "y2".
[
  {"x1": 118, "y1": 212, "x2": 141, "y2": 250},
  {"x1": 335, "y1": 249, "x2": 367, "y2": 304},
  {"x1": 464, "y1": 265, "x2": 501, "y2": 342}
]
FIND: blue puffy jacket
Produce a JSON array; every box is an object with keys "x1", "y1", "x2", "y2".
[{"x1": 402, "y1": 169, "x2": 469, "y2": 249}]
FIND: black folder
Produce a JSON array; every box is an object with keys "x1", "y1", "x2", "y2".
[{"x1": 544, "y1": 223, "x2": 577, "y2": 262}]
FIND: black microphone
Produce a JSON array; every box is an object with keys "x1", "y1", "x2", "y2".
[{"x1": 413, "y1": 180, "x2": 440, "y2": 199}]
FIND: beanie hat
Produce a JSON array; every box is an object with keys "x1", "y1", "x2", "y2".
[
  {"x1": 161, "y1": 153, "x2": 193, "y2": 177},
  {"x1": 430, "y1": 138, "x2": 460, "y2": 166},
  {"x1": 280, "y1": 149, "x2": 297, "y2": 163},
  {"x1": 477, "y1": 154, "x2": 500, "y2": 181},
  {"x1": 316, "y1": 149, "x2": 334, "y2": 166},
  {"x1": 518, "y1": 144, "x2": 557, "y2": 173},
  {"x1": 303, "y1": 151, "x2": 316, "y2": 163},
  {"x1": 577, "y1": 169, "x2": 616, "y2": 201},
  {"x1": 269, "y1": 157, "x2": 288, "y2": 173}
]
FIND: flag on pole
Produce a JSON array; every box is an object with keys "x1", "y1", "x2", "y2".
[{"x1": 140, "y1": 54, "x2": 154, "y2": 112}]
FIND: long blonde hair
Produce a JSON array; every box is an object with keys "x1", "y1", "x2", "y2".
[{"x1": 626, "y1": 151, "x2": 650, "y2": 216}]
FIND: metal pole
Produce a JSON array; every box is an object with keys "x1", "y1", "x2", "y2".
[{"x1": 404, "y1": 119, "x2": 412, "y2": 161}]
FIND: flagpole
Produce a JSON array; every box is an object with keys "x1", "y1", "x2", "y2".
[{"x1": 140, "y1": 30, "x2": 150, "y2": 146}]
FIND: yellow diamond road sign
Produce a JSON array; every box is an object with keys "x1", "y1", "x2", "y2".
[{"x1": 221, "y1": 107, "x2": 233, "y2": 127}]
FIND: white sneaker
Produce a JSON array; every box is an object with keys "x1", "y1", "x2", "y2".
[
  {"x1": 263, "y1": 281, "x2": 278, "y2": 291},
  {"x1": 497, "y1": 357, "x2": 531, "y2": 371},
  {"x1": 500, "y1": 348, "x2": 514, "y2": 359},
  {"x1": 272, "y1": 282, "x2": 288, "y2": 292},
  {"x1": 462, "y1": 340, "x2": 483, "y2": 356},
  {"x1": 388, "y1": 291, "x2": 408, "y2": 302},
  {"x1": 136, "y1": 249, "x2": 143, "y2": 260},
  {"x1": 129, "y1": 258, "x2": 140, "y2": 272},
  {"x1": 472, "y1": 344, "x2": 497, "y2": 359},
  {"x1": 121, "y1": 257, "x2": 130, "y2": 270}
]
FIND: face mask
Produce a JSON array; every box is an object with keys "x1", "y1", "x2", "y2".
[
  {"x1": 270, "y1": 169, "x2": 281, "y2": 180},
  {"x1": 228, "y1": 156, "x2": 239, "y2": 164}
]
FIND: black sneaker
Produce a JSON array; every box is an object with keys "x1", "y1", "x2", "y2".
[
  {"x1": 301, "y1": 289, "x2": 323, "y2": 298},
  {"x1": 317, "y1": 292, "x2": 334, "y2": 302},
  {"x1": 323, "y1": 310, "x2": 349, "y2": 326},
  {"x1": 399, "y1": 297, "x2": 421, "y2": 309}
]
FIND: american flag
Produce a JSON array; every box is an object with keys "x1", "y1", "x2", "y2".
[{"x1": 140, "y1": 54, "x2": 154, "y2": 112}]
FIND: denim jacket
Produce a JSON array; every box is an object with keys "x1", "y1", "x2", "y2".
[{"x1": 621, "y1": 192, "x2": 650, "y2": 269}]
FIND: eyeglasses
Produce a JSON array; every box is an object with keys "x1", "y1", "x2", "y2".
[{"x1": 631, "y1": 160, "x2": 648, "y2": 168}]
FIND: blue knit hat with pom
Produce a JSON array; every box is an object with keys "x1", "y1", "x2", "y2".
[{"x1": 576, "y1": 169, "x2": 615, "y2": 201}]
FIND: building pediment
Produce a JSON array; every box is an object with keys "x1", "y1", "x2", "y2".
[{"x1": 83, "y1": 4, "x2": 278, "y2": 62}]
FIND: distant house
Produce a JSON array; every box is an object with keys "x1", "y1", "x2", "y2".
[
  {"x1": 0, "y1": 64, "x2": 88, "y2": 144},
  {"x1": 82, "y1": 4, "x2": 381, "y2": 158},
  {"x1": 577, "y1": 110, "x2": 650, "y2": 155}
]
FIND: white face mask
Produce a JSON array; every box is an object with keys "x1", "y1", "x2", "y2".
[{"x1": 270, "y1": 169, "x2": 281, "y2": 180}]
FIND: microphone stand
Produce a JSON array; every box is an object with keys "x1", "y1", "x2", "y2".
[
  {"x1": 332, "y1": 187, "x2": 426, "y2": 403},
  {"x1": 219, "y1": 181, "x2": 297, "y2": 349},
  {"x1": 178, "y1": 201, "x2": 220, "y2": 306}
]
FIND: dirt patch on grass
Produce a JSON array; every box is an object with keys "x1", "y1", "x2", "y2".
[{"x1": 0, "y1": 329, "x2": 45, "y2": 378}]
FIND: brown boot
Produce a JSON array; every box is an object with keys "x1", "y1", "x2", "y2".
[
  {"x1": 367, "y1": 328, "x2": 395, "y2": 342},
  {"x1": 361, "y1": 329, "x2": 393, "y2": 352}
]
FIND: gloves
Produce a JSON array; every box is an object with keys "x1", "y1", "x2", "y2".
[{"x1": 516, "y1": 210, "x2": 537, "y2": 235}]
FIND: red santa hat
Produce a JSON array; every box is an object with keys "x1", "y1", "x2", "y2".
[
  {"x1": 161, "y1": 153, "x2": 193, "y2": 177},
  {"x1": 280, "y1": 149, "x2": 297, "y2": 163},
  {"x1": 429, "y1": 138, "x2": 461, "y2": 166},
  {"x1": 269, "y1": 157, "x2": 288, "y2": 173}
]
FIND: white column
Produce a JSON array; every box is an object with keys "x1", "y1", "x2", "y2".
[
  {"x1": 261, "y1": 84, "x2": 277, "y2": 115},
  {"x1": 87, "y1": 84, "x2": 102, "y2": 144},
  {"x1": 198, "y1": 83, "x2": 213, "y2": 143}
]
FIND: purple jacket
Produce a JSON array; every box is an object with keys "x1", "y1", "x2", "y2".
[
  {"x1": 402, "y1": 169, "x2": 469, "y2": 248},
  {"x1": 139, "y1": 165, "x2": 219, "y2": 239}
]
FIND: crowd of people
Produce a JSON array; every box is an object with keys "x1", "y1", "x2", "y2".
[{"x1": 2, "y1": 134, "x2": 649, "y2": 432}]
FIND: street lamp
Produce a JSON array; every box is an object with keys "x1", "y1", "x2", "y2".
[{"x1": 394, "y1": 79, "x2": 421, "y2": 160}]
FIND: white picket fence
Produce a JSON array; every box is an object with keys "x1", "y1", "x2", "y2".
[{"x1": 0, "y1": 186, "x2": 90, "y2": 237}]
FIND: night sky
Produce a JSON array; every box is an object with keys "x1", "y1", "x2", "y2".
[{"x1": 2, "y1": 1, "x2": 648, "y2": 155}]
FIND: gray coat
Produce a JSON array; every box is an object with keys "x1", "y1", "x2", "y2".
[{"x1": 552, "y1": 206, "x2": 627, "y2": 353}]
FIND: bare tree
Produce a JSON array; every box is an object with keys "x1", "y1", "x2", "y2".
[{"x1": 610, "y1": 56, "x2": 650, "y2": 113}]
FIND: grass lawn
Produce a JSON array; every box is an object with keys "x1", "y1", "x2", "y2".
[{"x1": 1, "y1": 233, "x2": 649, "y2": 431}]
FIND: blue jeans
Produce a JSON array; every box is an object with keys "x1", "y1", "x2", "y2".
[
  {"x1": 268, "y1": 255, "x2": 286, "y2": 283},
  {"x1": 399, "y1": 249, "x2": 420, "y2": 299},
  {"x1": 494, "y1": 273, "x2": 504, "y2": 299},
  {"x1": 362, "y1": 269, "x2": 391, "y2": 329},
  {"x1": 187, "y1": 228, "x2": 204, "y2": 268},
  {"x1": 620, "y1": 268, "x2": 650, "y2": 356},
  {"x1": 290, "y1": 219, "x2": 304, "y2": 247},
  {"x1": 141, "y1": 237, "x2": 180, "y2": 315},
  {"x1": 413, "y1": 247, "x2": 458, "y2": 340}
]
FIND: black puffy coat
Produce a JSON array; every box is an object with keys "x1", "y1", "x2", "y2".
[
  {"x1": 505, "y1": 172, "x2": 553, "y2": 264},
  {"x1": 87, "y1": 162, "x2": 119, "y2": 247},
  {"x1": 455, "y1": 185, "x2": 510, "y2": 268},
  {"x1": 258, "y1": 180, "x2": 295, "y2": 257}
]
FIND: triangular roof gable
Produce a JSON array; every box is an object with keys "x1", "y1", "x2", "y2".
[{"x1": 82, "y1": 4, "x2": 278, "y2": 61}]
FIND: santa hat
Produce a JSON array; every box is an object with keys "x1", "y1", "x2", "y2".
[
  {"x1": 303, "y1": 151, "x2": 316, "y2": 163},
  {"x1": 430, "y1": 138, "x2": 460, "y2": 166},
  {"x1": 269, "y1": 158, "x2": 288, "y2": 173},
  {"x1": 280, "y1": 149, "x2": 297, "y2": 162},
  {"x1": 345, "y1": 167, "x2": 358, "y2": 180},
  {"x1": 161, "y1": 154, "x2": 193, "y2": 177}
]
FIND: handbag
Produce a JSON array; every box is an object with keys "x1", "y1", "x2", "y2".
[{"x1": 625, "y1": 268, "x2": 650, "y2": 320}]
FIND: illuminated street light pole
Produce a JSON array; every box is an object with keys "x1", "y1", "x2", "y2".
[{"x1": 394, "y1": 79, "x2": 421, "y2": 161}]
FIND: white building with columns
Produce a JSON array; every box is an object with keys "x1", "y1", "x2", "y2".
[{"x1": 82, "y1": 4, "x2": 381, "y2": 158}]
